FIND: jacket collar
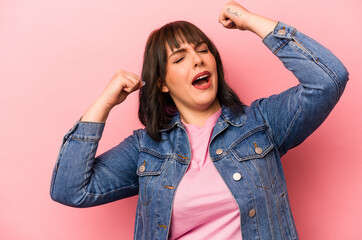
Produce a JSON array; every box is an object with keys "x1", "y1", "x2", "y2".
[{"x1": 160, "y1": 105, "x2": 246, "y2": 132}]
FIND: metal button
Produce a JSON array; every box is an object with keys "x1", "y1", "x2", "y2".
[
  {"x1": 216, "y1": 148, "x2": 223, "y2": 155},
  {"x1": 255, "y1": 147, "x2": 262, "y2": 154},
  {"x1": 139, "y1": 165, "x2": 145, "y2": 172},
  {"x1": 233, "y1": 172, "x2": 242, "y2": 181},
  {"x1": 249, "y1": 209, "x2": 256, "y2": 218},
  {"x1": 277, "y1": 29, "x2": 286, "y2": 36}
]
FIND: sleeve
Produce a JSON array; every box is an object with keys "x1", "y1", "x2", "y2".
[
  {"x1": 50, "y1": 119, "x2": 140, "y2": 207},
  {"x1": 256, "y1": 21, "x2": 349, "y2": 156}
]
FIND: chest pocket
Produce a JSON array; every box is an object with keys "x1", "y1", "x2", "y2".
[
  {"x1": 231, "y1": 126, "x2": 276, "y2": 189},
  {"x1": 136, "y1": 151, "x2": 168, "y2": 205}
]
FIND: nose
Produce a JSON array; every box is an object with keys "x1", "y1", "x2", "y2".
[{"x1": 193, "y1": 50, "x2": 204, "y2": 68}]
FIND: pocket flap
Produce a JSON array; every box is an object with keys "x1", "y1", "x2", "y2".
[
  {"x1": 136, "y1": 152, "x2": 167, "y2": 176},
  {"x1": 232, "y1": 127, "x2": 274, "y2": 161}
]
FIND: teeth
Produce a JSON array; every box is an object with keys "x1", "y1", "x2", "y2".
[{"x1": 196, "y1": 75, "x2": 208, "y2": 80}]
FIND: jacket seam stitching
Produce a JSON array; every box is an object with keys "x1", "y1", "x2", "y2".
[
  {"x1": 273, "y1": 29, "x2": 297, "y2": 55},
  {"x1": 84, "y1": 182, "x2": 139, "y2": 197},
  {"x1": 229, "y1": 126, "x2": 268, "y2": 150},
  {"x1": 82, "y1": 142, "x2": 97, "y2": 197},
  {"x1": 290, "y1": 36, "x2": 342, "y2": 104},
  {"x1": 140, "y1": 148, "x2": 170, "y2": 158},
  {"x1": 314, "y1": 59, "x2": 342, "y2": 103},
  {"x1": 278, "y1": 104, "x2": 302, "y2": 151},
  {"x1": 50, "y1": 138, "x2": 71, "y2": 194},
  {"x1": 70, "y1": 137, "x2": 100, "y2": 141}
]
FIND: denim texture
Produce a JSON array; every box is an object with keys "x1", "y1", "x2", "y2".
[{"x1": 50, "y1": 22, "x2": 349, "y2": 240}]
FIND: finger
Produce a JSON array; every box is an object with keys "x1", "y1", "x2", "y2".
[
  {"x1": 225, "y1": 19, "x2": 236, "y2": 28},
  {"x1": 123, "y1": 75, "x2": 142, "y2": 92},
  {"x1": 219, "y1": 10, "x2": 233, "y2": 28},
  {"x1": 140, "y1": 80, "x2": 145, "y2": 87},
  {"x1": 220, "y1": 18, "x2": 233, "y2": 28},
  {"x1": 219, "y1": 17, "x2": 228, "y2": 27},
  {"x1": 127, "y1": 72, "x2": 145, "y2": 88},
  {"x1": 219, "y1": 10, "x2": 227, "y2": 24},
  {"x1": 126, "y1": 71, "x2": 141, "y2": 81},
  {"x1": 121, "y1": 78, "x2": 137, "y2": 93},
  {"x1": 125, "y1": 72, "x2": 141, "y2": 87}
]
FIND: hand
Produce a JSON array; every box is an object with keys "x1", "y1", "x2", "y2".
[
  {"x1": 98, "y1": 69, "x2": 143, "y2": 109},
  {"x1": 80, "y1": 69, "x2": 143, "y2": 123},
  {"x1": 219, "y1": 0, "x2": 278, "y2": 39},
  {"x1": 219, "y1": 1, "x2": 253, "y2": 30}
]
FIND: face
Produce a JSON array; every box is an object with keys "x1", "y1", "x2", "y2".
[{"x1": 162, "y1": 40, "x2": 219, "y2": 114}]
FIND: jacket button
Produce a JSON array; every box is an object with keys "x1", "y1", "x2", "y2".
[
  {"x1": 216, "y1": 149, "x2": 223, "y2": 155},
  {"x1": 233, "y1": 173, "x2": 242, "y2": 181},
  {"x1": 255, "y1": 147, "x2": 262, "y2": 154},
  {"x1": 277, "y1": 29, "x2": 286, "y2": 35},
  {"x1": 249, "y1": 209, "x2": 256, "y2": 218},
  {"x1": 139, "y1": 165, "x2": 145, "y2": 172}
]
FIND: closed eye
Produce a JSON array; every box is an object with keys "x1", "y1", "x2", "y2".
[{"x1": 173, "y1": 56, "x2": 184, "y2": 63}]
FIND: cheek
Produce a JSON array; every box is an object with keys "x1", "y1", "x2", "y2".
[
  {"x1": 166, "y1": 66, "x2": 189, "y2": 85},
  {"x1": 209, "y1": 56, "x2": 217, "y2": 68}
]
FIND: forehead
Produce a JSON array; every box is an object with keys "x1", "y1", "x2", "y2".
[{"x1": 164, "y1": 29, "x2": 205, "y2": 52}]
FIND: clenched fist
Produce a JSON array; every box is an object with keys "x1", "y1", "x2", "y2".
[
  {"x1": 81, "y1": 69, "x2": 143, "y2": 123},
  {"x1": 99, "y1": 69, "x2": 143, "y2": 109},
  {"x1": 219, "y1": 1, "x2": 252, "y2": 30}
]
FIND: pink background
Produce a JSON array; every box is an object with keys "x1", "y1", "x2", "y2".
[{"x1": 1, "y1": 0, "x2": 361, "y2": 239}]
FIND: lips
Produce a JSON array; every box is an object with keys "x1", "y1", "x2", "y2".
[
  {"x1": 192, "y1": 71, "x2": 211, "y2": 85},
  {"x1": 192, "y1": 71, "x2": 212, "y2": 90}
]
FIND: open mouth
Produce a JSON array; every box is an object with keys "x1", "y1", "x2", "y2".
[{"x1": 192, "y1": 71, "x2": 211, "y2": 86}]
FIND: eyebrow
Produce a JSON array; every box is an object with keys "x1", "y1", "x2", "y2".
[{"x1": 168, "y1": 41, "x2": 206, "y2": 58}]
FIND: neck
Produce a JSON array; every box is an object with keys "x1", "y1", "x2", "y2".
[{"x1": 179, "y1": 100, "x2": 221, "y2": 127}]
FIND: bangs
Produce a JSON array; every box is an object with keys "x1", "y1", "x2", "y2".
[{"x1": 160, "y1": 21, "x2": 207, "y2": 51}]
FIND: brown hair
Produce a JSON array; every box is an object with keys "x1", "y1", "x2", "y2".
[{"x1": 138, "y1": 20, "x2": 243, "y2": 141}]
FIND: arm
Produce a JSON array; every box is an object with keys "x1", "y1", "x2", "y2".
[
  {"x1": 219, "y1": 1, "x2": 349, "y2": 155},
  {"x1": 50, "y1": 70, "x2": 143, "y2": 207}
]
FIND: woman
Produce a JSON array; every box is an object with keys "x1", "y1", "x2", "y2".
[{"x1": 50, "y1": 1, "x2": 349, "y2": 239}]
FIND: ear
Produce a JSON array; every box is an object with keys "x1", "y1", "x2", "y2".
[
  {"x1": 161, "y1": 84, "x2": 169, "y2": 93},
  {"x1": 158, "y1": 78, "x2": 169, "y2": 93}
]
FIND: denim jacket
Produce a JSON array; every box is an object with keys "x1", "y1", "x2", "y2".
[{"x1": 50, "y1": 22, "x2": 349, "y2": 240}]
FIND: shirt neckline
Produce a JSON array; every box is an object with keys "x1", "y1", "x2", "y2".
[{"x1": 182, "y1": 108, "x2": 222, "y2": 131}]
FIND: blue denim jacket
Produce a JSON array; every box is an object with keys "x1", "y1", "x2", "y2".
[{"x1": 50, "y1": 22, "x2": 349, "y2": 240}]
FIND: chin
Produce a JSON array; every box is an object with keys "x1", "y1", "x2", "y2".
[{"x1": 196, "y1": 97, "x2": 219, "y2": 110}]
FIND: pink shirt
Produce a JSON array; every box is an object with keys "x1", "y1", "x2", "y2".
[{"x1": 168, "y1": 109, "x2": 242, "y2": 240}]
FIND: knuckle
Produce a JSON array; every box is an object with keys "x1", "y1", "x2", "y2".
[{"x1": 118, "y1": 69, "x2": 127, "y2": 76}]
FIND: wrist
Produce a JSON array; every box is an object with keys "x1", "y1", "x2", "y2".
[
  {"x1": 244, "y1": 14, "x2": 278, "y2": 38},
  {"x1": 95, "y1": 96, "x2": 115, "y2": 112},
  {"x1": 81, "y1": 97, "x2": 113, "y2": 123},
  {"x1": 241, "y1": 11, "x2": 255, "y2": 31}
]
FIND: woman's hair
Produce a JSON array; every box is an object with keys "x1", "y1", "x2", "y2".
[{"x1": 138, "y1": 20, "x2": 243, "y2": 141}]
